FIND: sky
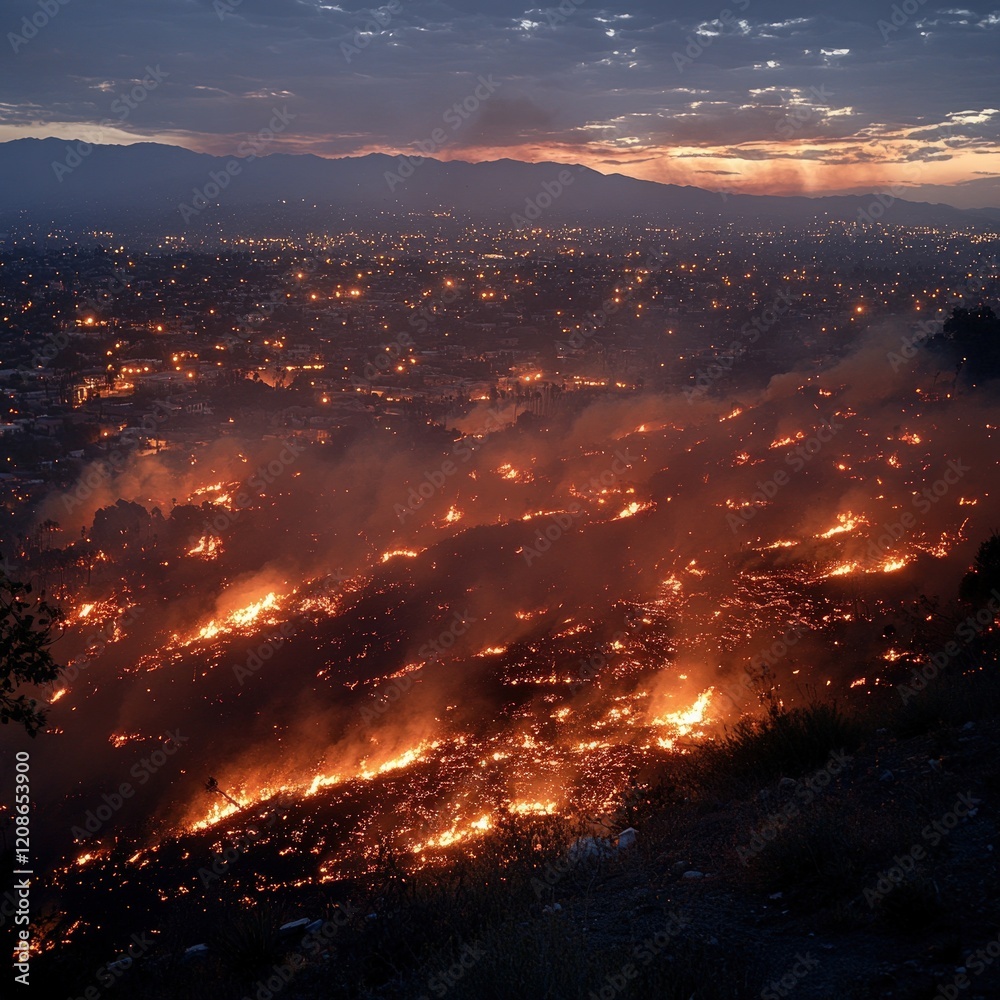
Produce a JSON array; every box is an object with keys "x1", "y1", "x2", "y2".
[{"x1": 2, "y1": 0, "x2": 999, "y2": 206}]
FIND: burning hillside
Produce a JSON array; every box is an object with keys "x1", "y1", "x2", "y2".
[{"x1": 4, "y1": 316, "x2": 1000, "y2": 964}]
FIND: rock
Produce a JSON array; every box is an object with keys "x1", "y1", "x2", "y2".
[
  {"x1": 880, "y1": 770, "x2": 894, "y2": 782},
  {"x1": 683, "y1": 870, "x2": 704, "y2": 879},
  {"x1": 568, "y1": 835, "x2": 614, "y2": 861},
  {"x1": 617, "y1": 827, "x2": 638, "y2": 850},
  {"x1": 779, "y1": 777, "x2": 797, "y2": 789},
  {"x1": 672, "y1": 860, "x2": 689, "y2": 873}
]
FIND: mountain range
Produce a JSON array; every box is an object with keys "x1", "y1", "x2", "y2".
[{"x1": 1, "y1": 137, "x2": 998, "y2": 232}]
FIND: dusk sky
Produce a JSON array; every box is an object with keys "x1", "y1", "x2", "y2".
[{"x1": 3, "y1": 0, "x2": 1000, "y2": 205}]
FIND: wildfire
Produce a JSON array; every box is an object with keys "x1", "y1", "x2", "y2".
[
  {"x1": 187, "y1": 535, "x2": 221, "y2": 559},
  {"x1": 617, "y1": 501, "x2": 652, "y2": 519},
  {"x1": 818, "y1": 512, "x2": 863, "y2": 539},
  {"x1": 652, "y1": 689, "x2": 715, "y2": 749},
  {"x1": 381, "y1": 549, "x2": 421, "y2": 563},
  {"x1": 411, "y1": 814, "x2": 492, "y2": 854},
  {"x1": 179, "y1": 592, "x2": 282, "y2": 646},
  {"x1": 770, "y1": 431, "x2": 805, "y2": 449},
  {"x1": 824, "y1": 562, "x2": 859, "y2": 578},
  {"x1": 508, "y1": 800, "x2": 559, "y2": 816},
  {"x1": 880, "y1": 557, "x2": 909, "y2": 573},
  {"x1": 496, "y1": 463, "x2": 534, "y2": 483},
  {"x1": 229, "y1": 593, "x2": 278, "y2": 627}
]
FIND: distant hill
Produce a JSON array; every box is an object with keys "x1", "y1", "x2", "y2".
[{"x1": 1, "y1": 137, "x2": 997, "y2": 231}]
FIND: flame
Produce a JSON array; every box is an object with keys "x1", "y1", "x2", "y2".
[
  {"x1": 825, "y1": 562, "x2": 859, "y2": 577},
  {"x1": 181, "y1": 592, "x2": 282, "y2": 646},
  {"x1": 880, "y1": 557, "x2": 908, "y2": 573},
  {"x1": 509, "y1": 800, "x2": 558, "y2": 816},
  {"x1": 381, "y1": 549, "x2": 420, "y2": 563},
  {"x1": 411, "y1": 814, "x2": 493, "y2": 853},
  {"x1": 818, "y1": 512, "x2": 863, "y2": 539},
  {"x1": 187, "y1": 535, "x2": 221, "y2": 559},
  {"x1": 617, "y1": 501, "x2": 652, "y2": 519},
  {"x1": 770, "y1": 432, "x2": 805, "y2": 449},
  {"x1": 229, "y1": 593, "x2": 278, "y2": 627},
  {"x1": 652, "y1": 689, "x2": 714, "y2": 749}
]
